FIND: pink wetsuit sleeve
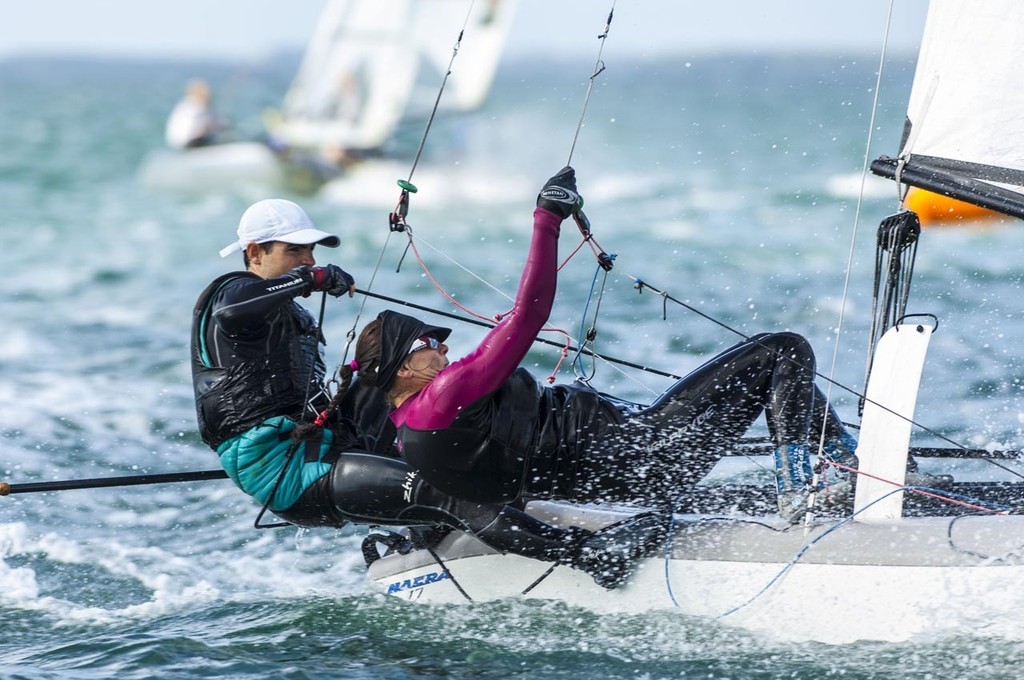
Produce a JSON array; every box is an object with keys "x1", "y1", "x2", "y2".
[{"x1": 392, "y1": 207, "x2": 562, "y2": 430}]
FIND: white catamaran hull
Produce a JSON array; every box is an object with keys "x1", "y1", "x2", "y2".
[
  {"x1": 364, "y1": 323, "x2": 1024, "y2": 644},
  {"x1": 367, "y1": 505, "x2": 1024, "y2": 644}
]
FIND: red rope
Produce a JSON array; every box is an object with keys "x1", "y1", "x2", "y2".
[
  {"x1": 399, "y1": 228, "x2": 585, "y2": 383},
  {"x1": 823, "y1": 459, "x2": 1005, "y2": 514}
]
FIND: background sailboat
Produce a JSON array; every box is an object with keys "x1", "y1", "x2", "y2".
[
  {"x1": 138, "y1": 0, "x2": 517, "y2": 196},
  {"x1": 266, "y1": 0, "x2": 518, "y2": 162}
]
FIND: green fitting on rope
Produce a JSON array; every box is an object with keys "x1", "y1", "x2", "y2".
[{"x1": 397, "y1": 179, "x2": 419, "y2": 193}]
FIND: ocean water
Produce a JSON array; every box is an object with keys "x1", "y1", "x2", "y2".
[{"x1": 4, "y1": 47, "x2": 1024, "y2": 679}]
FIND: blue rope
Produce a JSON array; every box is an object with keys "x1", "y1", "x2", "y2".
[
  {"x1": 657, "y1": 484, "x2": 1011, "y2": 616},
  {"x1": 572, "y1": 265, "x2": 604, "y2": 377}
]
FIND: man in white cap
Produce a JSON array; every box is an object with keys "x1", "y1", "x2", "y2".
[{"x1": 190, "y1": 198, "x2": 356, "y2": 520}]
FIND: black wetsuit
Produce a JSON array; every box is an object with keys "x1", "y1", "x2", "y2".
[{"x1": 399, "y1": 332, "x2": 850, "y2": 508}]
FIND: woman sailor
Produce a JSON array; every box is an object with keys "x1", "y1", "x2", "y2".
[{"x1": 336, "y1": 166, "x2": 863, "y2": 524}]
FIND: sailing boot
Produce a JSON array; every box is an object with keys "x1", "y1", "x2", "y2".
[
  {"x1": 474, "y1": 507, "x2": 667, "y2": 590},
  {"x1": 822, "y1": 431, "x2": 860, "y2": 473},
  {"x1": 774, "y1": 443, "x2": 814, "y2": 523},
  {"x1": 822, "y1": 432, "x2": 954, "y2": 492},
  {"x1": 818, "y1": 431, "x2": 859, "y2": 505},
  {"x1": 566, "y1": 512, "x2": 670, "y2": 589}
]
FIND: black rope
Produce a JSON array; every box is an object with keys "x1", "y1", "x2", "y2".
[
  {"x1": 520, "y1": 563, "x2": 559, "y2": 595},
  {"x1": 421, "y1": 539, "x2": 474, "y2": 602},
  {"x1": 862, "y1": 210, "x2": 921, "y2": 415},
  {"x1": 389, "y1": 4, "x2": 478, "y2": 236},
  {"x1": 567, "y1": 4, "x2": 615, "y2": 165},
  {"x1": 356, "y1": 288, "x2": 681, "y2": 379},
  {"x1": 360, "y1": 525, "x2": 472, "y2": 601}
]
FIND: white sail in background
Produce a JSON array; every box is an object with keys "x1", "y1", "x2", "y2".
[
  {"x1": 274, "y1": 0, "x2": 418, "y2": 152},
  {"x1": 271, "y1": 0, "x2": 517, "y2": 155},
  {"x1": 872, "y1": 0, "x2": 1024, "y2": 218},
  {"x1": 415, "y1": 0, "x2": 519, "y2": 112}
]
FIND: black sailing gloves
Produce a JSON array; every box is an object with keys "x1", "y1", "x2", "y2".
[
  {"x1": 537, "y1": 166, "x2": 583, "y2": 220},
  {"x1": 309, "y1": 264, "x2": 356, "y2": 297}
]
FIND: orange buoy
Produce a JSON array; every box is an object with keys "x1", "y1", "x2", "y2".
[{"x1": 903, "y1": 187, "x2": 1003, "y2": 226}]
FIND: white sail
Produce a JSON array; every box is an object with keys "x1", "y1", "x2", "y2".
[
  {"x1": 271, "y1": 0, "x2": 517, "y2": 154},
  {"x1": 274, "y1": 0, "x2": 419, "y2": 152},
  {"x1": 872, "y1": 0, "x2": 1024, "y2": 218},
  {"x1": 414, "y1": 0, "x2": 519, "y2": 112},
  {"x1": 903, "y1": 2, "x2": 1024, "y2": 167}
]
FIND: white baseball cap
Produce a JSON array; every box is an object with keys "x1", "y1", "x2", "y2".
[{"x1": 219, "y1": 198, "x2": 341, "y2": 258}]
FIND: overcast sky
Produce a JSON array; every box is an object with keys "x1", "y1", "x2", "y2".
[{"x1": 2, "y1": 1, "x2": 929, "y2": 61}]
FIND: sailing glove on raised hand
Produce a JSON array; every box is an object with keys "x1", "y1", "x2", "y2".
[
  {"x1": 537, "y1": 166, "x2": 582, "y2": 219},
  {"x1": 310, "y1": 264, "x2": 355, "y2": 298}
]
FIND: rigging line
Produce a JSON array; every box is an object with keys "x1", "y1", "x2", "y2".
[
  {"x1": 717, "y1": 483, "x2": 1011, "y2": 619},
  {"x1": 813, "y1": 0, "x2": 896, "y2": 482},
  {"x1": 663, "y1": 515, "x2": 786, "y2": 608},
  {"x1": 356, "y1": 287, "x2": 681, "y2": 381},
  {"x1": 402, "y1": 209, "x2": 604, "y2": 315},
  {"x1": 404, "y1": 228, "x2": 514, "y2": 306},
  {"x1": 625, "y1": 273, "x2": 1024, "y2": 471},
  {"x1": 388, "y1": 5, "x2": 618, "y2": 377},
  {"x1": 328, "y1": 229, "x2": 399, "y2": 379},
  {"x1": 335, "y1": 6, "x2": 485, "y2": 375},
  {"x1": 571, "y1": 264, "x2": 610, "y2": 381},
  {"x1": 520, "y1": 563, "x2": 559, "y2": 595},
  {"x1": 400, "y1": 226, "x2": 521, "y2": 326},
  {"x1": 947, "y1": 514, "x2": 1024, "y2": 562},
  {"x1": 396, "y1": 223, "x2": 658, "y2": 391},
  {"x1": 828, "y1": 459, "x2": 1009, "y2": 513},
  {"x1": 567, "y1": 3, "x2": 615, "y2": 166},
  {"x1": 404, "y1": 0, "x2": 478, "y2": 185},
  {"x1": 422, "y1": 542, "x2": 474, "y2": 602},
  {"x1": 387, "y1": 0, "x2": 479, "y2": 236}
]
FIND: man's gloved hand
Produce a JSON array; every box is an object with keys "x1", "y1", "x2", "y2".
[
  {"x1": 536, "y1": 166, "x2": 582, "y2": 219},
  {"x1": 310, "y1": 264, "x2": 355, "y2": 298}
]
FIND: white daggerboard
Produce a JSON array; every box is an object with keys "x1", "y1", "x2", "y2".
[{"x1": 853, "y1": 323, "x2": 932, "y2": 521}]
